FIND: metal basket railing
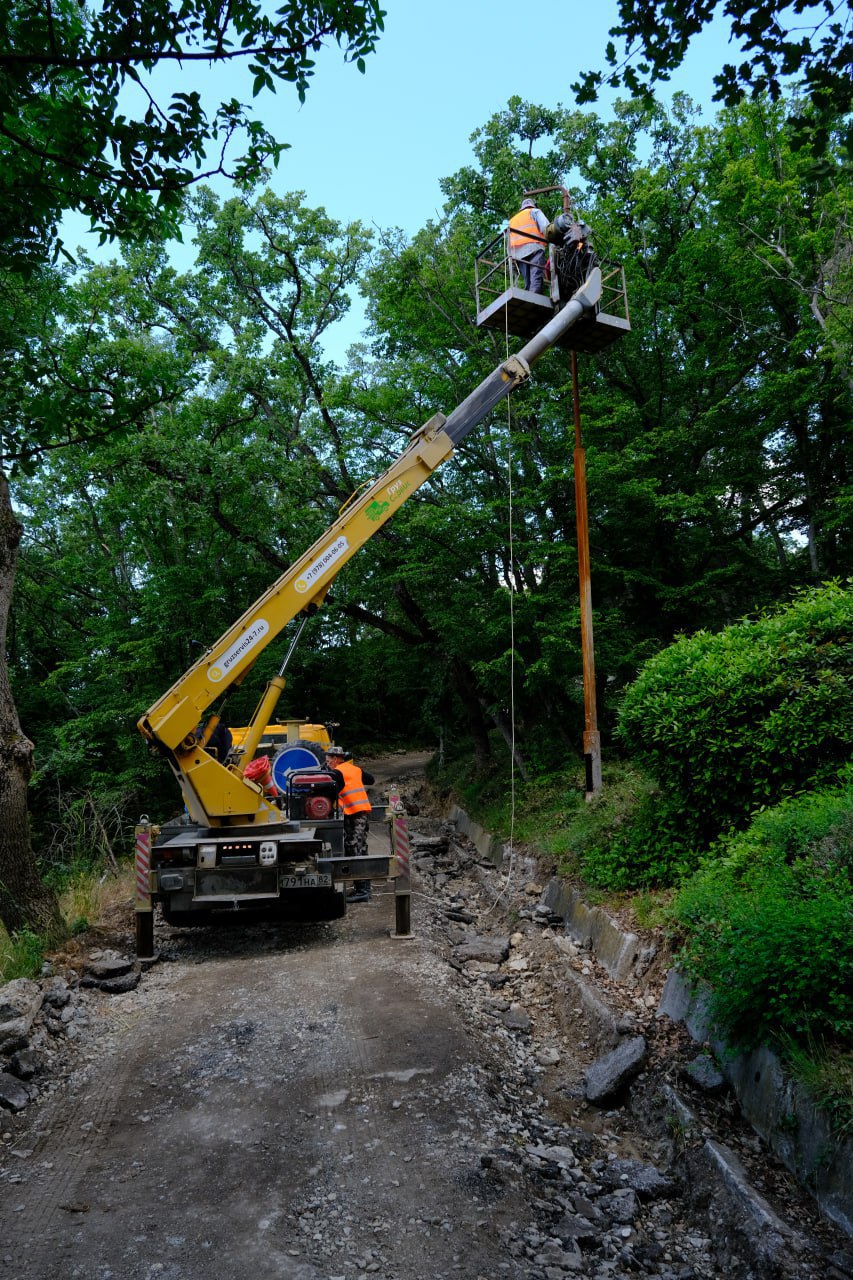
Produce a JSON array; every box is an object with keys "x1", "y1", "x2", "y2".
[{"x1": 475, "y1": 228, "x2": 629, "y2": 328}]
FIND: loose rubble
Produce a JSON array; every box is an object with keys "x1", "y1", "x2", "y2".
[
  {"x1": 0, "y1": 949, "x2": 141, "y2": 1118},
  {"x1": 402, "y1": 797, "x2": 846, "y2": 1280}
]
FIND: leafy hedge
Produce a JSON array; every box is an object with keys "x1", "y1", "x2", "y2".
[
  {"x1": 672, "y1": 779, "x2": 853, "y2": 1048},
  {"x1": 610, "y1": 582, "x2": 853, "y2": 879}
]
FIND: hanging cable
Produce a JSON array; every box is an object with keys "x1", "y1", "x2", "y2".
[{"x1": 483, "y1": 231, "x2": 519, "y2": 916}]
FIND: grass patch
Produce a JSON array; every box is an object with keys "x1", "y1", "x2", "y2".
[
  {"x1": 630, "y1": 889, "x2": 675, "y2": 931},
  {"x1": 0, "y1": 860, "x2": 136, "y2": 984},
  {"x1": 54, "y1": 864, "x2": 113, "y2": 936},
  {"x1": 782, "y1": 1036, "x2": 853, "y2": 1143},
  {"x1": 0, "y1": 923, "x2": 45, "y2": 982},
  {"x1": 429, "y1": 739, "x2": 662, "y2": 898},
  {"x1": 55, "y1": 860, "x2": 136, "y2": 938}
]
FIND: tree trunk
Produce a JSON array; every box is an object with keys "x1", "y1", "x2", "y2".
[
  {"x1": 0, "y1": 471, "x2": 62, "y2": 937},
  {"x1": 449, "y1": 656, "x2": 492, "y2": 767},
  {"x1": 482, "y1": 700, "x2": 530, "y2": 782}
]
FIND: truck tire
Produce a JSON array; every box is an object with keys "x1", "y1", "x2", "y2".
[
  {"x1": 319, "y1": 889, "x2": 347, "y2": 920},
  {"x1": 292, "y1": 738, "x2": 326, "y2": 764}
]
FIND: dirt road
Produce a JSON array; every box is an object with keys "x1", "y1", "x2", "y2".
[{"x1": 0, "y1": 753, "x2": 843, "y2": 1279}]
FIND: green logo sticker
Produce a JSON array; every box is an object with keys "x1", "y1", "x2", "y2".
[{"x1": 365, "y1": 499, "x2": 390, "y2": 522}]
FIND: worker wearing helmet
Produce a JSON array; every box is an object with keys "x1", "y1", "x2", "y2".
[
  {"x1": 325, "y1": 747, "x2": 375, "y2": 903},
  {"x1": 509, "y1": 196, "x2": 550, "y2": 294}
]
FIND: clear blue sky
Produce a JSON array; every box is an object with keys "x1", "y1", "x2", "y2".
[
  {"x1": 274, "y1": 3, "x2": 738, "y2": 235},
  {"x1": 64, "y1": 1, "x2": 742, "y2": 358}
]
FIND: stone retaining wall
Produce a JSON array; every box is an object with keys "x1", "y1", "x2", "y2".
[{"x1": 660, "y1": 969, "x2": 853, "y2": 1238}]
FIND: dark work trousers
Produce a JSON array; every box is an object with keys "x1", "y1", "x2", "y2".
[
  {"x1": 515, "y1": 248, "x2": 546, "y2": 294},
  {"x1": 345, "y1": 811, "x2": 371, "y2": 898}
]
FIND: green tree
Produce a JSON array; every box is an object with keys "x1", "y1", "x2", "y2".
[
  {"x1": 361, "y1": 94, "x2": 851, "y2": 732},
  {"x1": 10, "y1": 189, "x2": 378, "y2": 841},
  {"x1": 0, "y1": 1, "x2": 384, "y2": 933},
  {"x1": 0, "y1": 0, "x2": 385, "y2": 268},
  {"x1": 573, "y1": 0, "x2": 853, "y2": 157}
]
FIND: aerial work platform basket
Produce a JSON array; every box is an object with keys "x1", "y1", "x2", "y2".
[{"x1": 474, "y1": 228, "x2": 630, "y2": 355}]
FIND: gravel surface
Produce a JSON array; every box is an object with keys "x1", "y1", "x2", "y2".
[{"x1": 1, "y1": 752, "x2": 850, "y2": 1280}]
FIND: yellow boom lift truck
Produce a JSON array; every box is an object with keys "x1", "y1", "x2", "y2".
[{"x1": 136, "y1": 206, "x2": 629, "y2": 945}]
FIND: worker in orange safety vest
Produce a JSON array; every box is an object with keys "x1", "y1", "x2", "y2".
[
  {"x1": 325, "y1": 746, "x2": 375, "y2": 903},
  {"x1": 509, "y1": 196, "x2": 550, "y2": 294}
]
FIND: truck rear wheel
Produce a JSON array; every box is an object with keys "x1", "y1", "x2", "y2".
[{"x1": 318, "y1": 889, "x2": 347, "y2": 920}]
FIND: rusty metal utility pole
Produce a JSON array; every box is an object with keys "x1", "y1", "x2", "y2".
[{"x1": 571, "y1": 351, "x2": 602, "y2": 799}]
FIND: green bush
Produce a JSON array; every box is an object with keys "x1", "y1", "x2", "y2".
[
  {"x1": 617, "y1": 582, "x2": 853, "y2": 857},
  {"x1": 720, "y1": 773, "x2": 853, "y2": 879},
  {"x1": 672, "y1": 781, "x2": 853, "y2": 1049},
  {"x1": 573, "y1": 768, "x2": 702, "y2": 889}
]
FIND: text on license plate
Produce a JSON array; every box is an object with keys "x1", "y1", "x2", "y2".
[{"x1": 280, "y1": 873, "x2": 332, "y2": 889}]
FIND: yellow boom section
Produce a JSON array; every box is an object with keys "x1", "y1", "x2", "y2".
[{"x1": 138, "y1": 412, "x2": 454, "y2": 754}]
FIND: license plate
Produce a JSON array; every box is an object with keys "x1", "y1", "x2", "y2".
[{"x1": 280, "y1": 873, "x2": 332, "y2": 889}]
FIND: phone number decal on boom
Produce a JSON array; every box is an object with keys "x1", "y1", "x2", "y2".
[{"x1": 295, "y1": 535, "x2": 349, "y2": 594}]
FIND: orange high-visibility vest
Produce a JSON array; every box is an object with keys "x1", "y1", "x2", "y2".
[
  {"x1": 336, "y1": 760, "x2": 371, "y2": 815},
  {"x1": 509, "y1": 207, "x2": 543, "y2": 253}
]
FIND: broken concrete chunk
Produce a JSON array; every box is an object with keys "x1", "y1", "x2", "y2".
[
  {"x1": 552, "y1": 1213, "x2": 600, "y2": 1246},
  {"x1": 597, "y1": 1187, "x2": 640, "y2": 1223},
  {"x1": 0, "y1": 978, "x2": 42, "y2": 1023},
  {"x1": 41, "y1": 978, "x2": 71, "y2": 1010},
  {"x1": 500, "y1": 1004, "x2": 532, "y2": 1033},
  {"x1": 8, "y1": 1049, "x2": 38, "y2": 1081},
  {"x1": 445, "y1": 909, "x2": 475, "y2": 924},
  {"x1": 0, "y1": 978, "x2": 43, "y2": 1054},
  {"x1": 453, "y1": 936, "x2": 510, "y2": 965},
  {"x1": 593, "y1": 1156, "x2": 674, "y2": 1200},
  {"x1": 0, "y1": 1070, "x2": 30, "y2": 1112},
  {"x1": 584, "y1": 1035, "x2": 647, "y2": 1104},
  {"x1": 410, "y1": 835, "x2": 448, "y2": 851},
  {"x1": 526, "y1": 1143, "x2": 575, "y2": 1168},
  {"x1": 683, "y1": 1053, "x2": 726, "y2": 1094}
]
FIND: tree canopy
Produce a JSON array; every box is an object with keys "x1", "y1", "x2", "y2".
[
  {"x1": 573, "y1": 0, "x2": 853, "y2": 157},
  {"x1": 0, "y1": 0, "x2": 385, "y2": 268}
]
